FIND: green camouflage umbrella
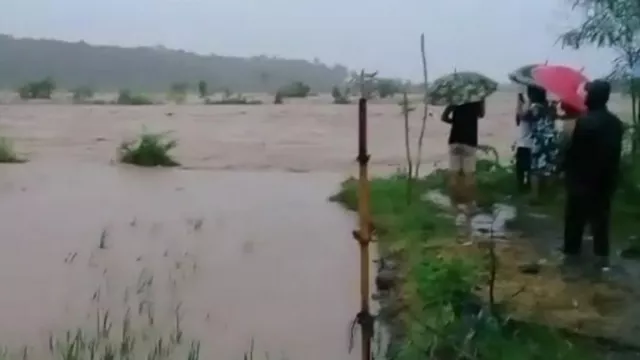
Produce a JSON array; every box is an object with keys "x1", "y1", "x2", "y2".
[
  {"x1": 428, "y1": 71, "x2": 498, "y2": 106},
  {"x1": 508, "y1": 63, "x2": 547, "y2": 86}
]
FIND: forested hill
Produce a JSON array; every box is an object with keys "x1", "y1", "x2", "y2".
[{"x1": 0, "y1": 34, "x2": 349, "y2": 92}]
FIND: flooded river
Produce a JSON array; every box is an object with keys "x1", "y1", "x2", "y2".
[
  {"x1": 0, "y1": 93, "x2": 630, "y2": 357},
  {"x1": 0, "y1": 162, "x2": 361, "y2": 359}
]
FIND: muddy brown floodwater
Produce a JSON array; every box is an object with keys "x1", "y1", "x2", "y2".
[
  {"x1": 0, "y1": 162, "x2": 363, "y2": 359},
  {"x1": 0, "y1": 93, "x2": 630, "y2": 358}
]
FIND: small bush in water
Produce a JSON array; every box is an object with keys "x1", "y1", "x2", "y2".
[
  {"x1": 0, "y1": 137, "x2": 25, "y2": 163},
  {"x1": 71, "y1": 86, "x2": 95, "y2": 102},
  {"x1": 118, "y1": 131, "x2": 180, "y2": 167},
  {"x1": 117, "y1": 89, "x2": 154, "y2": 105}
]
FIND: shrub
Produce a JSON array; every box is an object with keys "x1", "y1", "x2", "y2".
[
  {"x1": 274, "y1": 91, "x2": 283, "y2": 104},
  {"x1": 18, "y1": 77, "x2": 56, "y2": 100},
  {"x1": 331, "y1": 86, "x2": 351, "y2": 104},
  {"x1": 278, "y1": 81, "x2": 311, "y2": 98},
  {"x1": 117, "y1": 89, "x2": 154, "y2": 105},
  {"x1": 197, "y1": 80, "x2": 209, "y2": 98},
  {"x1": 375, "y1": 78, "x2": 401, "y2": 98},
  {"x1": 71, "y1": 86, "x2": 95, "y2": 103},
  {"x1": 0, "y1": 137, "x2": 25, "y2": 163},
  {"x1": 118, "y1": 131, "x2": 180, "y2": 167}
]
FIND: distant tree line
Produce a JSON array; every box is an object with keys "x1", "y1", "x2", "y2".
[{"x1": 0, "y1": 34, "x2": 348, "y2": 93}]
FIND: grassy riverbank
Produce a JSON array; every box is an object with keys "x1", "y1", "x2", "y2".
[{"x1": 331, "y1": 158, "x2": 640, "y2": 359}]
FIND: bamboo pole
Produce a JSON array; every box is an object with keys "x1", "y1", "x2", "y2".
[{"x1": 353, "y1": 97, "x2": 373, "y2": 360}]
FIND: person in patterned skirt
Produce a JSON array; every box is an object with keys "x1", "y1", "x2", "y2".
[{"x1": 519, "y1": 85, "x2": 560, "y2": 200}]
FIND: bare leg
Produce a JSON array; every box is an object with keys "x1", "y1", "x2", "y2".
[{"x1": 530, "y1": 175, "x2": 540, "y2": 201}]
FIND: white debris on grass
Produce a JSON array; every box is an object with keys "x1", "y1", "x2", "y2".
[{"x1": 422, "y1": 190, "x2": 517, "y2": 239}]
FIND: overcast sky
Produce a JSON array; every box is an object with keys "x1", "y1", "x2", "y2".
[{"x1": 0, "y1": 0, "x2": 615, "y2": 81}]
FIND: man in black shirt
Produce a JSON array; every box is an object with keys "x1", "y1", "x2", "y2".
[
  {"x1": 441, "y1": 100, "x2": 485, "y2": 208},
  {"x1": 563, "y1": 79, "x2": 623, "y2": 271}
]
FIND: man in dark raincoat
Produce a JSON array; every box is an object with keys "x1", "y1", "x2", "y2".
[{"x1": 563, "y1": 79, "x2": 623, "y2": 271}]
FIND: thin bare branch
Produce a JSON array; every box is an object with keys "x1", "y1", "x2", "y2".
[{"x1": 414, "y1": 33, "x2": 430, "y2": 179}]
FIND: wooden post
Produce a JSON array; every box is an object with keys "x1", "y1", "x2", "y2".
[{"x1": 353, "y1": 97, "x2": 373, "y2": 360}]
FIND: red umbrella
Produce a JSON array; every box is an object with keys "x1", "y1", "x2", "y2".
[{"x1": 532, "y1": 65, "x2": 589, "y2": 113}]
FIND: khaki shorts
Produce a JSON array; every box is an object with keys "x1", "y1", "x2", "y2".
[{"x1": 448, "y1": 144, "x2": 476, "y2": 174}]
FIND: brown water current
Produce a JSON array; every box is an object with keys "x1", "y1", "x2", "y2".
[{"x1": 0, "y1": 162, "x2": 362, "y2": 359}]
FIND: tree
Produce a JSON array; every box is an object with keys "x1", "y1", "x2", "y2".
[
  {"x1": 375, "y1": 78, "x2": 401, "y2": 98},
  {"x1": 18, "y1": 77, "x2": 56, "y2": 100},
  {"x1": 278, "y1": 81, "x2": 311, "y2": 98},
  {"x1": 559, "y1": 0, "x2": 640, "y2": 150},
  {"x1": 197, "y1": 80, "x2": 208, "y2": 98}
]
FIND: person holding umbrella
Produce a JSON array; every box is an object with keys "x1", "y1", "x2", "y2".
[
  {"x1": 440, "y1": 100, "x2": 486, "y2": 203},
  {"x1": 532, "y1": 66, "x2": 623, "y2": 270},
  {"x1": 518, "y1": 85, "x2": 560, "y2": 200},
  {"x1": 509, "y1": 63, "x2": 571, "y2": 195},
  {"x1": 429, "y1": 71, "x2": 498, "y2": 230}
]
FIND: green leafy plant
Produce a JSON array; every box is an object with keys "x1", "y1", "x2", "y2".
[
  {"x1": 331, "y1": 86, "x2": 351, "y2": 104},
  {"x1": 118, "y1": 131, "x2": 180, "y2": 167},
  {"x1": 375, "y1": 78, "x2": 402, "y2": 98},
  {"x1": 18, "y1": 77, "x2": 56, "y2": 100},
  {"x1": 0, "y1": 137, "x2": 25, "y2": 163},
  {"x1": 559, "y1": 0, "x2": 640, "y2": 151},
  {"x1": 332, "y1": 171, "x2": 598, "y2": 360},
  {"x1": 197, "y1": 80, "x2": 209, "y2": 99},
  {"x1": 277, "y1": 81, "x2": 311, "y2": 98},
  {"x1": 116, "y1": 89, "x2": 154, "y2": 105}
]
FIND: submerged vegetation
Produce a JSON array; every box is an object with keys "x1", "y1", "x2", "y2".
[
  {"x1": 118, "y1": 131, "x2": 180, "y2": 167},
  {"x1": 0, "y1": 137, "x2": 25, "y2": 163},
  {"x1": 204, "y1": 94, "x2": 263, "y2": 105},
  {"x1": 71, "y1": 86, "x2": 95, "y2": 103},
  {"x1": 331, "y1": 86, "x2": 351, "y2": 104},
  {"x1": 117, "y1": 90, "x2": 154, "y2": 105},
  {"x1": 18, "y1": 77, "x2": 56, "y2": 100},
  {"x1": 277, "y1": 81, "x2": 311, "y2": 98}
]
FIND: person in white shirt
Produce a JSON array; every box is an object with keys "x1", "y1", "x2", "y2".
[{"x1": 515, "y1": 91, "x2": 533, "y2": 192}]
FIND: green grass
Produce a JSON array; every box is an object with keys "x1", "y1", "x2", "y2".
[
  {"x1": 118, "y1": 131, "x2": 180, "y2": 167},
  {"x1": 0, "y1": 137, "x2": 26, "y2": 163},
  {"x1": 331, "y1": 169, "x2": 599, "y2": 360},
  {"x1": 423, "y1": 149, "x2": 640, "y2": 244}
]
